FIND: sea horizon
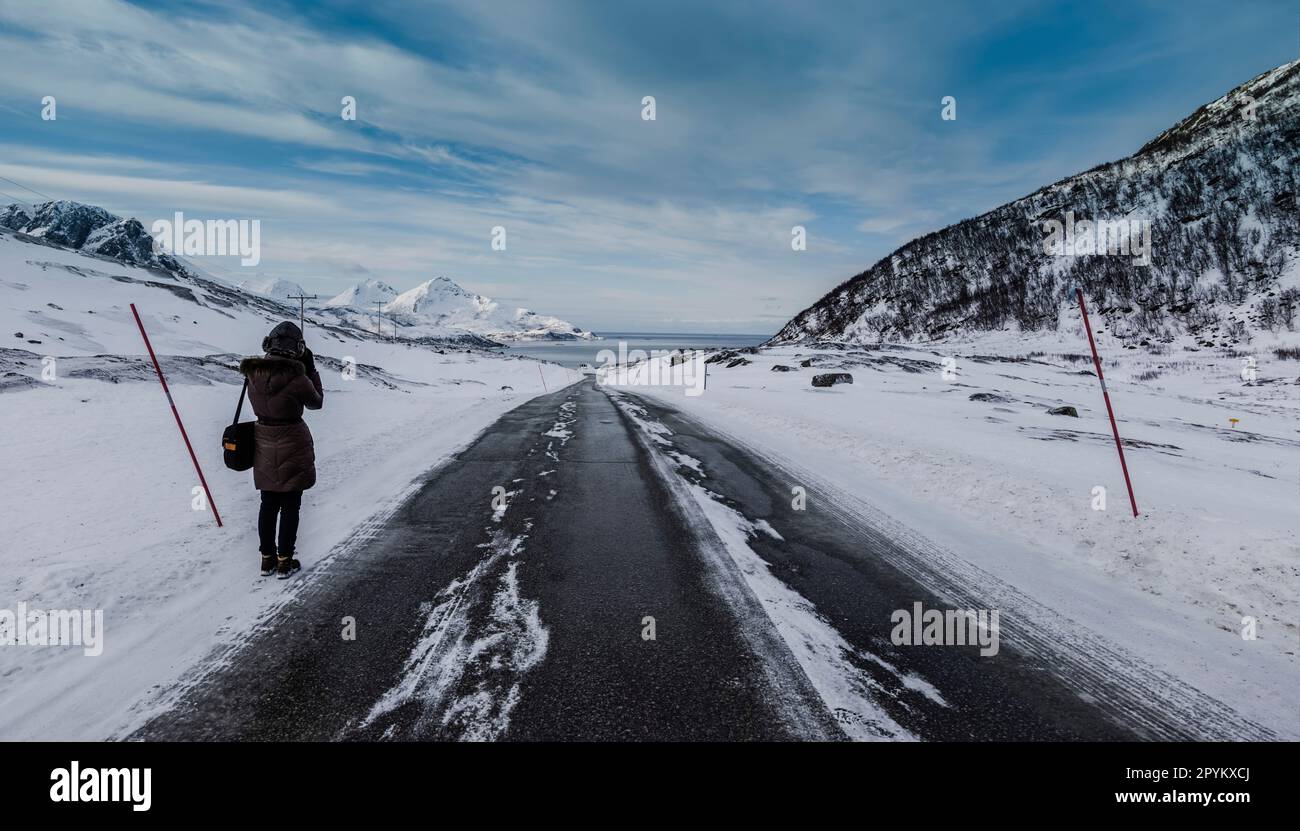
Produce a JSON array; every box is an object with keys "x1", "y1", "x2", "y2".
[{"x1": 504, "y1": 331, "x2": 771, "y2": 367}]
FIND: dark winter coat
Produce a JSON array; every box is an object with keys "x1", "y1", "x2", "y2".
[{"x1": 238, "y1": 355, "x2": 324, "y2": 492}]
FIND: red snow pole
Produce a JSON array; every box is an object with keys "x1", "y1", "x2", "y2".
[
  {"x1": 131, "y1": 303, "x2": 223, "y2": 527},
  {"x1": 1076, "y1": 288, "x2": 1139, "y2": 518},
  {"x1": 538, "y1": 363, "x2": 548, "y2": 392}
]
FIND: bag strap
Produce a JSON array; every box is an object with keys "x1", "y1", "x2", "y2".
[{"x1": 232, "y1": 378, "x2": 248, "y2": 425}]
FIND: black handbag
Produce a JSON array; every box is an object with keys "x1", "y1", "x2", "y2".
[{"x1": 222, "y1": 379, "x2": 256, "y2": 471}]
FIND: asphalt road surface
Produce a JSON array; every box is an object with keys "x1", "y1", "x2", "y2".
[{"x1": 133, "y1": 378, "x2": 1272, "y2": 741}]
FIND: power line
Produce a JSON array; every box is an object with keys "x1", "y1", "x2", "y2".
[
  {"x1": 287, "y1": 293, "x2": 319, "y2": 331},
  {"x1": 0, "y1": 174, "x2": 53, "y2": 203}
]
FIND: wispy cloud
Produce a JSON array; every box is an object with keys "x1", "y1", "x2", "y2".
[{"x1": 0, "y1": 0, "x2": 1294, "y2": 331}]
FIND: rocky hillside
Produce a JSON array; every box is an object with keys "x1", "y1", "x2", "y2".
[
  {"x1": 0, "y1": 199, "x2": 584, "y2": 345},
  {"x1": 1, "y1": 200, "x2": 187, "y2": 274},
  {"x1": 772, "y1": 60, "x2": 1300, "y2": 349},
  {"x1": 0, "y1": 202, "x2": 494, "y2": 351}
]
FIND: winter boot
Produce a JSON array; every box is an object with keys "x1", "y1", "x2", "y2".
[
  {"x1": 260, "y1": 554, "x2": 276, "y2": 576},
  {"x1": 276, "y1": 554, "x2": 302, "y2": 579}
]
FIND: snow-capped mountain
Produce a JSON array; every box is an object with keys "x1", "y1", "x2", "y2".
[
  {"x1": 0, "y1": 207, "x2": 495, "y2": 353},
  {"x1": 1, "y1": 197, "x2": 591, "y2": 343},
  {"x1": 772, "y1": 60, "x2": 1300, "y2": 349},
  {"x1": 0, "y1": 199, "x2": 187, "y2": 274},
  {"x1": 385, "y1": 275, "x2": 480, "y2": 316},
  {"x1": 388, "y1": 276, "x2": 594, "y2": 341},
  {"x1": 325, "y1": 278, "x2": 398, "y2": 309},
  {"x1": 324, "y1": 275, "x2": 594, "y2": 342},
  {"x1": 237, "y1": 276, "x2": 308, "y2": 301}
]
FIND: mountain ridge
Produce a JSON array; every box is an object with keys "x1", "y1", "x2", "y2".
[
  {"x1": 771, "y1": 59, "x2": 1300, "y2": 349},
  {"x1": 325, "y1": 274, "x2": 595, "y2": 342},
  {"x1": 1, "y1": 198, "x2": 593, "y2": 343},
  {"x1": 1, "y1": 199, "x2": 190, "y2": 275}
]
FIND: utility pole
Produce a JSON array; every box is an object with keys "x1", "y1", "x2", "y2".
[
  {"x1": 372, "y1": 300, "x2": 387, "y2": 340},
  {"x1": 286, "y1": 293, "x2": 318, "y2": 331}
]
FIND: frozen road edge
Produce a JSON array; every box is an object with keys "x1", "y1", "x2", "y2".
[
  {"x1": 613, "y1": 387, "x2": 1279, "y2": 742},
  {"x1": 610, "y1": 389, "x2": 915, "y2": 741}
]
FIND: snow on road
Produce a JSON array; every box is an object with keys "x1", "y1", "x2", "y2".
[
  {"x1": 357, "y1": 526, "x2": 547, "y2": 742},
  {"x1": 622, "y1": 332, "x2": 1300, "y2": 738},
  {"x1": 0, "y1": 233, "x2": 579, "y2": 739},
  {"x1": 613, "y1": 393, "x2": 927, "y2": 740}
]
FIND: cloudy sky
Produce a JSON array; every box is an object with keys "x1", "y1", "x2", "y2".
[{"x1": 0, "y1": 0, "x2": 1295, "y2": 333}]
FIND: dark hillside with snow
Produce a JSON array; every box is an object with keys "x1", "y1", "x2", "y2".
[{"x1": 772, "y1": 60, "x2": 1300, "y2": 349}]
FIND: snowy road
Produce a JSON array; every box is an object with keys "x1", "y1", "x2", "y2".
[{"x1": 132, "y1": 379, "x2": 1272, "y2": 741}]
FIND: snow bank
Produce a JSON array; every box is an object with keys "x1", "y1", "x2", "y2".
[{"x1": 627, "y1": 332, "x2": 1300, "y2": 737}]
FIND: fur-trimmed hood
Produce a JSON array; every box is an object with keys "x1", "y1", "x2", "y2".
[{"x1": 240, "y1": 354, "x2": 306, "y2": 378}]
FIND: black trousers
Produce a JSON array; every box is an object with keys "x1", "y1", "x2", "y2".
[{"x1": 258, "y1": 490, "x2": 303, "y2": 557}]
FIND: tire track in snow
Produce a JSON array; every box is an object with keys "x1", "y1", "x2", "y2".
[
  {"x1": 350, "y1": 396, "x2": 581, "y2": 741},
  {"x1": 617, "y1": 390, "x2": 1276, "y2": 741},
  {"x1": 131, "y1": 382, "x2": 580, "y2": 742},
  {"x1": 610, "y1": 392, "x2": 928, "y2": 740},
  {"x1": 353, "y1": 527, "x2": 547, "y2": 741}
]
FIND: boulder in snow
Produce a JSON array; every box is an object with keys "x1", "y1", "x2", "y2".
[{"x1": 812, "y1": 372, "x2": 853, "y2": 387}]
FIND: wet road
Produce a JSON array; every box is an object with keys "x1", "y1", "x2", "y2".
[{"x1": 133, "y1": 379, "x2": 1271, "y2": 741}]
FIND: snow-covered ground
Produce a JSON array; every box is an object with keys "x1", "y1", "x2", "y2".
[
  {"x1": 620, "y1": 315, "x2": 1300, "y2": 737},
  {"x1": 0, "y1": 232, "x2": 580, "y2": 739},
  {"x1": 5, "y1": 220, "x2": 1297, "y2": 739}
]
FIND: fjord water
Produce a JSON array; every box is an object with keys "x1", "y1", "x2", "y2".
[{"x1": 504, "y1": 332, "x2": 770, "y2": 368}]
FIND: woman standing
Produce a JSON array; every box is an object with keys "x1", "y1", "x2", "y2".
[{"x1": 239, "y1": 321, "x2": 324, "y2": 578}]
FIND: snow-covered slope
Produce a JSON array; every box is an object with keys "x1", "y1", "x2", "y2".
[
  {"x1": 2, "y1": 197, "x2": 592, "y2": 343},
  {"x1": 0, "y1": 221, "x2": 582, "y2": 739},
  {"x1": 322, "y1": 275, "x2": 595, "y2": 342},
  {"x1": 0, "y1": 200, "x2": 503, "y2": 349},
  {"x1": 325, "y1": 278, "x2": 398, "y2": 309},
  {"x1": 773, "y1": 60, "x2": 1300, "y2": 348},
  {"x1": 1, "y1": 199, "x2": 593, "y2": 345}
]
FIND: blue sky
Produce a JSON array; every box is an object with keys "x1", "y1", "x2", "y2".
[{"x1": 0, "y1": 0, "x2": 1296, "y2": 333}]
